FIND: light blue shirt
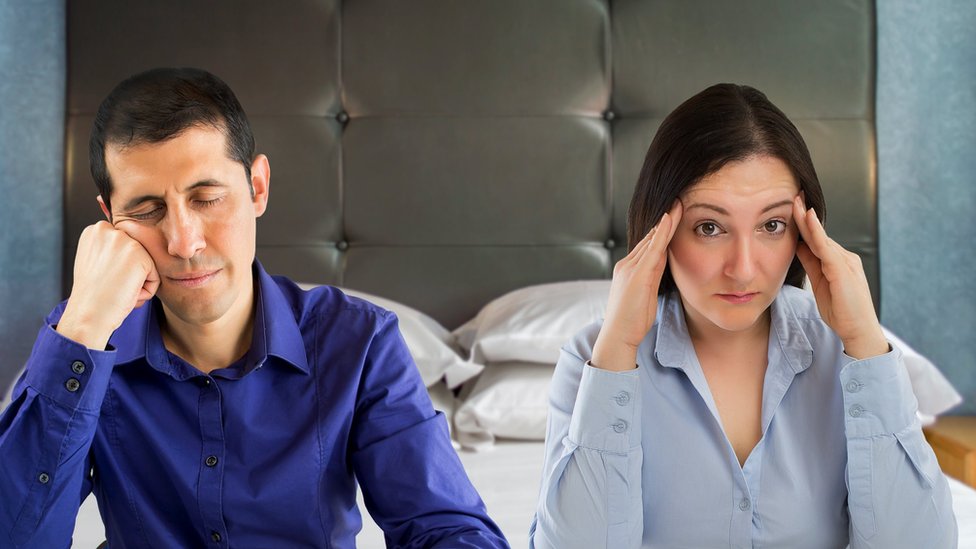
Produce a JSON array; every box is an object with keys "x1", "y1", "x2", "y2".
[{"x1": 530, "y1": 285, "x2": 956, "y2": 548}]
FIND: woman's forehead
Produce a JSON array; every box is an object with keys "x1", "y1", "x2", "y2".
[{"x1": 682, "y1": 156, "x2": 799, "y2": 203}]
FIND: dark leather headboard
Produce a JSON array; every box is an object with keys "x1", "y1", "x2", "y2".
[{"x1": 65, "y1": 0, "x2": 876, "y2": 328}]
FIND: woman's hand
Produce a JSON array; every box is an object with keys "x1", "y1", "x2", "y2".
[
  {"x1": 591, "y1": 201, "x2": 682, "y2": 371},
  {"x1": 793, "y1": 196, "x2": 888, "y2": 359}
]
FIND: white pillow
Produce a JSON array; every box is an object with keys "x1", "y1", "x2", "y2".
[
  {"x1": 454, "y1": 280, "x2": 962, "y2": 423},
  {"x1": 880, "y1": 327, "x2": 962, "y2": 424},
  {"x1": 454, "y1": 362, "x2": 552, "y2": 450},
  {"x1": 297, "y1": 284, "x2": 481, "y2": 388},
  {"x1": 453, "y1": 280, "x2": 609, "y2": 365}
]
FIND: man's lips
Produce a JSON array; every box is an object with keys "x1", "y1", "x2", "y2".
[
  {"x1": 166, "y1": 270, "x2": 220, "y2": 288},
  {"x1": 716, "y1": 292, "x2": 758, "y2": 304}
]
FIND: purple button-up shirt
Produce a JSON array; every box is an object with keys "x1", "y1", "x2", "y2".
[{"x1": 0, "y1": 262, "x2": 506, "y2": 548}]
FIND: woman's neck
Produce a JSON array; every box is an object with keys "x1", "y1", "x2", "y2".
[{"x1": 682, "y1": 301, "x2": 772, "y2": 358}]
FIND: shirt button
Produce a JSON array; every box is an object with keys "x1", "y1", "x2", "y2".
[
  {"x1": 198, "y1": 377, "x2": 212, "y2": 388},
  {"x1": 614, "y1": 391, "x2": 631, "y2": 406},
  {"x1": 849, "y1": 404, "x2": 864, "y2": 418},
  {"x1": 38, "y1": 472, "x2": 50, "y2": 484},
  {"x1": 846, "y1": 380, "x2": 861, "y2": 393},
  {"x1": 71, "y1": 360, "x2": 86, "y2": 374},
  {"x1": 65, "y1": 378, "x2": 81, "y2": 392},
  {"x1": 739, "y1": 498, "x2": 751, "y2": 511},
  {"x1": 211, "y1": 531, "x2": 222, "y2": 542},
  {"x1": 612, "y1": 420, "x2": 628, "y2": 433},
  {"x1": 205, "y1": 455, "x2": 218, "y2": 467}
]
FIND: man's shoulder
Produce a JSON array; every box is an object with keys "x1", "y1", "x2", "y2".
[{"x1": 268, "y1": 275, "x2": 396, "y2": 330}]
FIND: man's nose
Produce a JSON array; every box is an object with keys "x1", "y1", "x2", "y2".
[{"x1": 162, "y1": 208, "x2": 205, "y2": 259}]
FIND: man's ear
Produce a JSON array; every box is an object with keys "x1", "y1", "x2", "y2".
[
  {"x1": 96, "y1": 195, "x2": 112, "y2": 222},
  {"x1": 250, "y1": 154, "x2": 270, "y2": 218}
]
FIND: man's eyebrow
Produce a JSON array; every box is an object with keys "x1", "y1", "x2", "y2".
[
  {"x1": 684, "y1": 199, "x2": 795, "y2": 216},
  {"x1": 119, "y1": 180, "x2": 225, "y2": 211}
]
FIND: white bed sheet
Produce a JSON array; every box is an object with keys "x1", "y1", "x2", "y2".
[{"x1": 72, "y1": 440, "x2": 974, "y2": 548}]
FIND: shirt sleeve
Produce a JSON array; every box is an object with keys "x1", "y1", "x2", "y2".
[
  {"x1": 0, "y1": 311, "x2": 115, "y2": 548},
  {"x1": 842, "y1": 344, "x2": 958, "y2": 548},
  {"x1": 530, "y1": 322, "x2": 643, "y2": 549},
  {"x1": 351, "y1": 312, "x2": 508, "y2": 549}
]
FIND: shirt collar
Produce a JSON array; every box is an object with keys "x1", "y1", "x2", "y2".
[
  {"x1": 652, "y1": 286, "x2": 814, "y2": 374},
  {"x1": 111, "y1": 260, "x2": 309, "y2": 377}
]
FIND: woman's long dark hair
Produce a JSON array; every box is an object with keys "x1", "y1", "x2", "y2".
[{"x1": 626, "y1": 83, "x2": 827, "y2": 294}]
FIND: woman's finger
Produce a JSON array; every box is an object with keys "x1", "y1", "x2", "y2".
[
  {"x1": 795, "y1": 242, "x2": 824, "y2": 291},
  {"x1": 635, "y1": 212, "x2": 673, "y2": 268},
  {"x1": 634, "y1": 201, "x2": 682, "y2": 265}
]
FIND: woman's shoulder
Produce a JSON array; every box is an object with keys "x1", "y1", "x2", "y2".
[
  {"x1": 775, "y1": 285, "x2": 844, "y2": 351},
  {"x1": 563, "y1": 320, "x2": 605, "y2": 362},
  {"x1": 778, "y1": 285, "x2": 822, "y2": 321}
]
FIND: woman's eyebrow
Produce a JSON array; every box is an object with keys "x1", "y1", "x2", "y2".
[
  {"x1": 684, "y1": 199, "x2": 795, "y2": 216},
  {"x1": 760, "y1": 199, "x2": 794, "y2": 214},
  {"x1": 684, "y1": 203, "x2": 729, "y2": 215}
]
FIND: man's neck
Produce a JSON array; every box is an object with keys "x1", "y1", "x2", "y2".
[{"x1": 159, "y1": 285, "x2": 257, "y2": 375}]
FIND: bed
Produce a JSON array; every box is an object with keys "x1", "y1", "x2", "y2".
[
  {"x1": 58, "y1": 279, "x2": 972, "y2": 546},
  {"x1": 57, "y1": 0, "x2": 970, "y2": 546}
]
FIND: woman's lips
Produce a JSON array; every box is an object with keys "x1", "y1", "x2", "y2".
[
  {"x1": 717, "y1": 292, "x2": 758, "y2": 304},
  {"x1": 167, "y1": 270, "x2": 219, "y2": 288}
]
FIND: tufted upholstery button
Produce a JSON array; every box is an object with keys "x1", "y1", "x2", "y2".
[
  {"x1": 604, "y1": 238, "x2": 616, "y2": 249},
  {"x1": 71, "y1": 360, "x2": 86, "y2": 374},
  {"x1": 336, "y1": 111, "x2": 349, "y2": 124},
  {"x1": 65, "y1": 378, "x2": 81, "y2": 392},
  {"x1": 602, "y1": 109, "x2": 616, "y2": 121},
  {"x1": 611, "y1": 420, "x2": 628, "y2": 433},
  {"x1": 336, "y1": 240, "x2": 349, "y2": 251},
  {"x1": 848, "y1": 404, "x2": 864, "y2": 418}
]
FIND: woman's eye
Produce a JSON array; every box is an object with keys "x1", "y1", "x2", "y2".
[
  {"x1": 763, "y1": 220, "x2": 786, "y2": 234},
  {"x1": 695, "y1": 222, "x2": 721, "y2": 237}
]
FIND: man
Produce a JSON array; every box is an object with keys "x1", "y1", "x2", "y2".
[{"x1": 0, "y1": 67, "x2": 507, "y2": 548}]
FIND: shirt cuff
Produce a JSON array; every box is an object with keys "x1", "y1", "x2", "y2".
[
  {"x1": 568, "y1": 362, "x2": 640, "y2": 453},
  {"x1": 23, "y1": 323, "x2": 116, "y2": 413},
  {"x1": 840, "y1": 343, "x2": 917, "y2": 438}
]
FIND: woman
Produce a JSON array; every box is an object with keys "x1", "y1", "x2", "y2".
[{"x1": 529, "y1": 84, "x2": 956, "y2": 548}]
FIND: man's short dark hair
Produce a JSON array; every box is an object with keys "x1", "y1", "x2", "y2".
[{"x1": 89, "y1": 67, "x2": 255, "y2": 212}]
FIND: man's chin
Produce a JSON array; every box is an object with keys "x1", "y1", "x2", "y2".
[{"x1": 156, "y1": 289, "x2": 228, "y2": 326}]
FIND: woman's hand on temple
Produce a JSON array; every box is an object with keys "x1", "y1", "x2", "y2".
[
  {"x1": 591, "y1": 201, "x2": 683, "y2": 371},
  {"x1": 792, "y1": 196, "x2": 888, "y2": 360}
]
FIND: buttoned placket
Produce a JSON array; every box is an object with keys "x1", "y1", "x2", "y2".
[{"x1": 197, "y1": 375, "x2": 228, "y2": 547}]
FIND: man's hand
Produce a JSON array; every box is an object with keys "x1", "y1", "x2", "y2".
[
  {"x1": 591, "y1": 201, "x2": 682, "y2": 371},
  {"x1": 792, "y1": 196, "x2": 888, "y2": 360},
  {"x1": 57, "y1": 221, "x2": 159, "y2": 350}
]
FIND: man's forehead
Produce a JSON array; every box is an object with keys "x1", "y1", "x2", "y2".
[{"x1": 104, "y1": 126, "x2": 239, "y2": 193}]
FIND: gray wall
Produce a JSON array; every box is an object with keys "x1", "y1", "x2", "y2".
[
  {"x1": 878, "y1": 1, "x2": 976, "y2": 414},
  {"x1": 0, "y1": 0, "x2": 65, "y2": 393},
  {"x1": 1, "y1": 2, "x2": 974, "y2": 414}
]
